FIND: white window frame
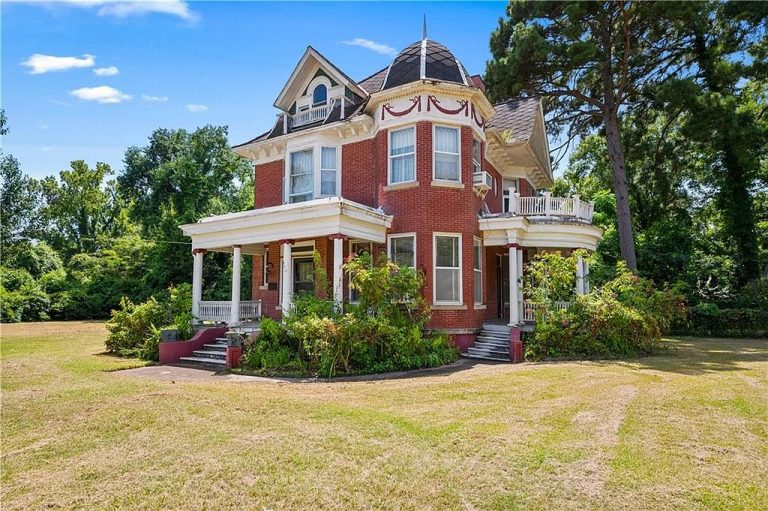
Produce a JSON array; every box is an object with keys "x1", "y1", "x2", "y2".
[
  {"x1": 348, "y1": 240, "x2": 372, "y2": 302},
  {"x1": 433, "y1": 232, "x2": 463, "y2": 305},
  {"x1": 319, "y1": 146, "x2": 338, "y2": 197},
  {"x1": 387, "y1": 232, "x2": 417, "y2": 268},
  {"x1": 432, "y1": 124, "x2": 461, "y2": 183},
  {"x1": 388, "y1": 125, "x2": 416, "y2": 185},
  {"x1": 473, "y1": 237, "x2": 483, "y2": 305},
  {"x1": 312, "y1": 84, "x2": 328, "y2": 107},
  {"x1": 472, "y1": 137, "x2": 482, "y2": 175},
  {"x1": 502, "y1": 178, "x2": 520, "y2": 213},
  {"x1": 284, "y1": 144, "x2": 341, "y2": 204}
]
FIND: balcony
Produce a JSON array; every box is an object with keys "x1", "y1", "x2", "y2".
[
  {"x1": 288, "y1": 104, "x2": 331, "y2": 129},
  {"x1": 510, "y1": 191, "x2": 595, "y2": 223},
  {"x1": 197, "y1": 300, "x2": 261, "y2": 324}
]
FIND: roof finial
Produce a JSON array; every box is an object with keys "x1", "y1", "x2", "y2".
[{"x1": 422, "y1": 15, "x2": 427, "y2": 40}]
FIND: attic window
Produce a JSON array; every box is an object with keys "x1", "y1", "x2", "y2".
[{"x1": 312, "y1": 84, "x2": 327, "y2": 107}]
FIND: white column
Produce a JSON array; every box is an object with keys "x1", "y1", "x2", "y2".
[
  {"x1": 280, "y1": 241, "x2": 293, "y2": 316},
  {"x1": 229, "y1": 245, "x2": 241, "y2": 327},
  {"x1": 517, "y1": 247, "x2": 524, "y2": 321},
  {"x1": 191, "y1": 249, "x2": 204, "y2": 319},
  {"x1": 508, "y1": 245, "x2": 520, "y2": 326},
  {"x1": 583, "y1": 258, "x2": 590, "y2": 294},
  {"x1": 332, "y1": 236, "x2": 344, "y2": 309},
  {"x1": 543, "y1": 191, "x2": 552, "y2": 216},
  {"x1": 508, "y1": 186, "x2": 518, "y2": 214},
  {"x1": 576, "y1": 255, "x2": 585, "y2": 295}
]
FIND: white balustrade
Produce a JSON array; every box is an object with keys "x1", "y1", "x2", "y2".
[
  {"x1": 522, "y1": 300, "x2": 570, "y2": 322},
  {"x1": 508, "y1": 195, "x2": 594, "y2": 222},
  {"x1": 197, "y1": 300, "x2": 261, "y2": 324},
  {"x1": 288, "y1": 104, "x2": 331, "y2": 128}
]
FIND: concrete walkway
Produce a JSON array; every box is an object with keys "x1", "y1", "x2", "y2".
[{"x1": 117, "y1": 358, "x2": 495, "y2": 384}]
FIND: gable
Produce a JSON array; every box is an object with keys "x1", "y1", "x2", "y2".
[{"x1": 274, "y1": 46, "x2": 367, "y2": 111}]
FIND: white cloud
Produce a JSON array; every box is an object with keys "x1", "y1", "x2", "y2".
[
  {"x1": 9, "y1": 1, "x2": 199, "y2": 22},
  {"x1": 341, "y1": 38, "x2": 396, "y2": 57},
  {"x1": 142, "y1": 94, "x2": 169, "y2": 102},
  {"x1": 186, "y1": 104, "x2": 208, "y2": 112},
  {"x1": 70, "y1": 85, "x2": 132, "y2": 104},
  {"x1": 22, "y1": 53, "x2": 95, "y2": 74},
  {"x1": 93, "y1": 66, "x2": 119, "y2": 76}
]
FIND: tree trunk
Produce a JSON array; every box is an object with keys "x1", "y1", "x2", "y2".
[{"x1": 603, "y1": 111, "x2": 638, "y2": 270}]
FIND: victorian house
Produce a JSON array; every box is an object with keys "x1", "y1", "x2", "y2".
[{"x1": 178, "y1": 34, "x2": 602, "y2": 363}]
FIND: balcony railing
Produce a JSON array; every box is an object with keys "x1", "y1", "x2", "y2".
[
  {"x1": 522, "y1": 300, "x2": 571, "y2": 322},
  {"x1": 288, "y1": 104, "x2": 331, "y2": 129},
  {"x1": 509, "y1": 190, "x2": 595, "y2": 222},
  {"x1": 197, "y1": 300, "x2": 261, "y2": 324}
]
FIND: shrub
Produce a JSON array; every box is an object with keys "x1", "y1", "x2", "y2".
[
  {"x1": 673, "y1": 303, "x2": 768, "y2": 338},
  {"x1": 525, "y1": 256, "x2": 685, "y2": 360},
  {"x1": 240, "y1": 251, "x2": 459, "y2": 377},
  {"x1": 105, "y1": 284, "x2": 192, "y2": 360}
]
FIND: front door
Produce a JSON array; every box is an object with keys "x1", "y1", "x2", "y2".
[{"x1": 293, "y1": 257, "x2": 315, "y2": 296}]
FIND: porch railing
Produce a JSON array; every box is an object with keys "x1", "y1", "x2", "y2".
[
  {"x1": 510, "y1": 191, "x2": 595, "y2": 222},
  {"x1": 197, "y1": 300, "x2": 261, "y2": 323},
  {"x1": 522, "y1": 300, "x2": 571, "y2": 322}
]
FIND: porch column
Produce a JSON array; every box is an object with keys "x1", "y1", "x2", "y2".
[
  {"x1": 576, "y1": 255, "x2": 585, "y2": 295},
  {"x1": 583, "y1": 258, "x2": 590, "y2": 293},
  {"x1": 280, "y1": 240, "x2": 294, "y2": 315},
  {"x1": 507, "y1": 243, "x2": 520, "y2": 327},
  {"x1": 229, "y1": 245, "x2": 241, "y2": 327},
  {"x1": 330, "y1": 234, "x2": 345, "y2": 309},
  {"x1": 517, "y1": 247, "x2": 524, "y2": 321},
  {"x1": 191, "y1": 249, "x2": 205, "y2": 319}
]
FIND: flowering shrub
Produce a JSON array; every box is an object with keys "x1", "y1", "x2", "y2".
[{"x1": 241, "y1": 252, "x2": 458, "y2": 377}]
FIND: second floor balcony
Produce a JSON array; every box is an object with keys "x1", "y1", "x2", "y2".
[{"x1": 505, "y1": 191, "x2": 595, "y2": 223}]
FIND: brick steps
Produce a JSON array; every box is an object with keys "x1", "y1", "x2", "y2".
[
  {"x1": 464, "y1": 323, "x2": 511, "y2": 362},
  {"x1": 179, "y1": 337, "x2": 228, "y2": 367}
]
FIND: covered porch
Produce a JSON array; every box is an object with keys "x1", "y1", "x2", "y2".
[{"x1": 180, "y1": 197, "x2": 393, "y2": 327}]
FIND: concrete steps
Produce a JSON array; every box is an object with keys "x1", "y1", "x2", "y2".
[
  {"x1": 179, "y1": 337, "x2": 228, "y2": 367},
  {"x1": 464, "y1": 323, "x2": 511, "y2": 362}
]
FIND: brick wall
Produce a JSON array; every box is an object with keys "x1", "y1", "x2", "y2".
[
  {"x1": 341, "y1": 139, "x2": 377, "y2": 207},
  {"x1": 254, "y1": 160, "x2": 284, "y2": 208}
]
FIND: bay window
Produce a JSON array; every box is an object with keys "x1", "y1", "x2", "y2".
[
  {"x1": 434, "y1": 234, "x2": 462, "y2": 304},
  {"x1": 388, "y1": 234, "x2": 416, "y2": 268},
  {"x1": 287, "y1": 146, "x2": 339, "y2": 203},
  {"x1": 434, "y1": 126, "x2": 460, "y2": 181},
  {"x1": 389, "y1": 127, "x2": 415, "y2": 184}
]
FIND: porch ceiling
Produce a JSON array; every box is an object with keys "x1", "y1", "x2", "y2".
[{"x1": 180, "y1": 197, "x2": 393, "y2": 253}]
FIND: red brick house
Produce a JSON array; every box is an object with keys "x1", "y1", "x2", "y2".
[{"x1": 180, "y1": 37, "x2": 602, "y2": 362}]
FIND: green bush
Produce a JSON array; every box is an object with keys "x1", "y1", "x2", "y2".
[
  {"x1": 673, "y1": 303, "x2": 768, "y2": 338},
  {"x1": 525, "y1": 257, "x2": 685, "y2": 360},
  {"x1": 105, "y1": 284, "x2": 192, "y2": 360},
  {"x1": 240, "y1": 251, "x2": 459, "y2": 377}
]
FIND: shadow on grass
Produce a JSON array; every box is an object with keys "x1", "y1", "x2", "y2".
[{"x1": 617, "y1": 337, "x2": 767, "y2": 376}]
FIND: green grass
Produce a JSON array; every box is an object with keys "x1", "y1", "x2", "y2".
[{"x1": 1, "y1": 322, "x2": 766, "y2": 510}]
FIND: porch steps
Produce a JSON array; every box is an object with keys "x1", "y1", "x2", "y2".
[
  {"x1": 179, "y1": 337, "x2": 228, "y2": 367},
  {"x1": 465, "y1": 323, "x2": 511, "y2": 362}
]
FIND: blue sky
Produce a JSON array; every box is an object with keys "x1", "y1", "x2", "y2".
[{"x1": 2, "y1": 1, "x2": 507, "y2": 179}]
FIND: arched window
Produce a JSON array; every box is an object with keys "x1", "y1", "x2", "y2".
[{"x1": 312, "y1": 84, "x2": 327, "y2": 107}]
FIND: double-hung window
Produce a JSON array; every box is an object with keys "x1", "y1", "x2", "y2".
[
  {"x1": 473, "y1": 239, "x2": 482, "y2": 304},
  {"x1": 320, "y1": 147, "x2": 337, "y2": 196},
  {"x1": 472, "y1": 138, "x2": 482, "y2": 174},
  {"x1": 289, "y1": 149, "x2": 314, "y2": 203},
  {"x1": 434, "y1": 234, "x2": 462, "y2": 304},
  {"x1": 434, "y1": 126, "x2": 460, "y2": 182},
  {"x1": 388, "y1": 234, "x2": 416, "y2": 268},
  {"x1": 389, "y1": 127, "x2": 415, "y2": 184}
]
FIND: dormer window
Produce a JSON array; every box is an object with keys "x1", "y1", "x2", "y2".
[{"x1": 312, "y1": 84, "x2": 327, "y2": 107}]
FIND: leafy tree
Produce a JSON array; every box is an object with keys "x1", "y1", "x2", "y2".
[
  {"x1": 654, "y1": 2, "x2": 768, "y2": 283},
  {"x1": 485, "y1": 1, "x2": 694, "y2": 270},
  {"x1": 118, "y1": 125, "x2": 253, "y2": 293},
  {"x1": 38, "y1": 160, "x2": 114, "y2": 258}
]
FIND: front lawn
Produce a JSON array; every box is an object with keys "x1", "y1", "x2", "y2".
[{"x1": 1, "y1": 321, "x2": 766, "y2": 510}]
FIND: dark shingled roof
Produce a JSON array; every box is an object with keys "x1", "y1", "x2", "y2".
[
  {"x1": 382, "y1": 39, "x2": 470, "y2": 90},
  {"x1": 487, "y1": 97, "x2": 541, "y2": 142},
  {"x1": 358, "y1": 67, "x2": 388, "y2": 94}
]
